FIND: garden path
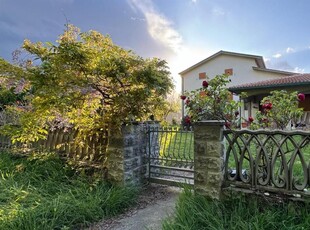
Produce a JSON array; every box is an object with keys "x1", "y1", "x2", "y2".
[{"x1": 87, "y1": 184, "x2": 180, "y2": 230}]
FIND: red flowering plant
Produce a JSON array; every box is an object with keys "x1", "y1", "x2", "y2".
[
  {"x1": 250, "y1": 90, "x2": 304, "y2": 130},
  {"x1": 181, "y1": 74, "x2": 241, "y2": 129}
]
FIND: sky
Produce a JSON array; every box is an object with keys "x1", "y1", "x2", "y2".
[{"x1": 1, "y1": 0, "x2": 310, "y2": 92}]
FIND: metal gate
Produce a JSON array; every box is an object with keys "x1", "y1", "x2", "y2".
[{"x1": 147, "y1": 126, "x2": 194, "y2": 187}]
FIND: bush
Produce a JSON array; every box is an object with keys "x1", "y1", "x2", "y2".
[
  {"x1": 250, "y1": 90, "x2": 304, "y2": 130},
  {"x1": 181, "y1": 75, "x2": 241, "y2": 129}
]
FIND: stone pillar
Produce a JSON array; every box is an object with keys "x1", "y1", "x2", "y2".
[
  {"x1": 106, "y1": 122, "x2": 159, "y2": 186},
  {"x1": 193, "y1": 120, "x2": 225, "y2": 199}
]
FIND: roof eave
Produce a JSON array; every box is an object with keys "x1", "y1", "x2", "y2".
[
  {"x1": 178, "y1": 50, "x2": 223, "y2": 75},
  {"x1": 179, "y1": 50, "x2": 265, "y2": 76},
  {"x1": 252, "y1": 66, "x2": 296, "y2": 75},
  {"x1": 229, "y1": 82, "x2": 310, "y2": 93}
]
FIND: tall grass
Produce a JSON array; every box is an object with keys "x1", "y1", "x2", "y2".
[
  {"x1": 163, "y1": 188, "x2": 310, "y2": 230},
  {"x1": 0, "y1": 151, "x2": 137, "y2": 230}
]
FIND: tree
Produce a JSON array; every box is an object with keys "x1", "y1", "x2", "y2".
[
  {"x1": 0, "y1": 25, "x2": 174, "y2": 142},
  {"x1": 152, "y1": 91, "x2": 181, "y2": 125}
]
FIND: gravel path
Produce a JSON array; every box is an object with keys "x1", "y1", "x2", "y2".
[{"x1": 86, "y1": 184, "x2": 181, "y2": 230}]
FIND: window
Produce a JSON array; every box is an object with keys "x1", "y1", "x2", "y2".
[
  {"x1": 200, "y1": 91, "x2": 206, "y2": 97},
  {"x1": 225, "y1": 68, "x2": 233, "y2": 76},
  {"x1": 199, "y1": 72, "x2": 207, "y2": 79}
]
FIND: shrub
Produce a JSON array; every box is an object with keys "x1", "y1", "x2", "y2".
[
  {"x1": 181, "y1": 75, "x2": 241, "y2": 129},
  {"x1": 250, "y1": 90, "x2": 304, "y2": 130}
]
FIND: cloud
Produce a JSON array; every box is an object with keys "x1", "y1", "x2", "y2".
[
  {"x1": 272, "y1": 53, "x2": 282, "y2": 58},
  {"x1": 128, "y1": 0, "x2": 183, "y2": 53},
  {"x1": 286, "y1": 47, "x2": 295, "y2": 53},
  {"x1": 293, "y1": 66, "x2": 305, "y2": 73},
  {"x1": 130, "y1": 16, "x2": 145, "y2": 21},
  {"x1": 191, "y1": 0, "x2": 197, "y2": 3},
  {"x1": 212, "y1": 7, "x2": 225, "y2": 16},
  {"x1": 266, "y1": 60, "x2": 304, "y2": 73}
]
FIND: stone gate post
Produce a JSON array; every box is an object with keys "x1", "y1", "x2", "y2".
[
  {"x1": 106, "y1": 121, "x2": 159, "y2": 186},
  {"x1": 193, "y1": 120, "x2": 225, "y2": 199}
]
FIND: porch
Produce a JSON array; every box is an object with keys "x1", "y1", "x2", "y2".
[{"x1": 229, "y1": 74, "x2": 310, "y2": 129}]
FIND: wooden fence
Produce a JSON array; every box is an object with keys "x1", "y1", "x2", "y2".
[{"x1": 0, "y1": 129, "x2": 108, "y2": 165}]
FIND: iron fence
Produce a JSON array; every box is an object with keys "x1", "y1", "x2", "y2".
[
  {"x1": 224, "y1": 129, "x2": 310, "y2": 199},
  {"x1": 148, "y1": 126, "x2": 194, "y2": 186}
]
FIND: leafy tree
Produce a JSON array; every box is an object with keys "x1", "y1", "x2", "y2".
[
  {"x1": 152, "y1": 91, "x2": 181, "y2": 125},
  {"x1": 0, "y1": 25, "x2": 173, "y2": 142}
]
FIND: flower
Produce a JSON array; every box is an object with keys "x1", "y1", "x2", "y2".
[
  {"x1": 298, "y1": 93, "x2": 305, "y2": 102},
  {"x1": 235, "y1": 111, "x2": 239, "y2": 117},
  {"x1": 202, "y1": 80, "x2": 209, "y2": 88},
  {"x1": 248, "y1": 116, "x2": 254, "y2": 122},
  {"x1": 263, "y1": 102, "x2": 272, "y2": 110},
  {"x1": 180, "y1": 95, "x2": 186, "y2": 100},
  {"x1": 185, "y1": 116, "x2": 191, "y2": 124},
  {"x1": 225, "y1": 122, "x2": 231, "y2": 128},
  {"x1": 184, "y1": 75, "x2": 240, "y2": 123}
]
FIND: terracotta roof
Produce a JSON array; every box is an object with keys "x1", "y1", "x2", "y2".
[{"x1": 229, "y1": 74, "x2": 310, "y2": 92}]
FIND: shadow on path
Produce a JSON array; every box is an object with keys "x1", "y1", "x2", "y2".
[{"x1": 87, "y1": 184, "x2": 181, "y2": 230}]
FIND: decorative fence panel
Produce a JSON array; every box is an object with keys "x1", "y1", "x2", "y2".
[{"x1": 224, "y1": 129, "x2": 310, "y2": 199}]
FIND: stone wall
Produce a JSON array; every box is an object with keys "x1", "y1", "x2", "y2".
[
  {"x1": 193, "y1": 121, "x2": 225, "y2": 199},
  {"x1": 107, "y1": 122, "x2": 160, "y2": 186}
]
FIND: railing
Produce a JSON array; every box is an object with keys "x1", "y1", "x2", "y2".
[
  {"x1": 0, "y1": 129, "x2": 108, "y2": 165},
  {"x1": 149, "y1": 126, "x2": 194, "y2": 167},
  {"x1": 148, "y1": 126, "x2": 194, "y2": 186},
  {"x1": 224, "y1": 129, "x2": 310, "y2": 199}
]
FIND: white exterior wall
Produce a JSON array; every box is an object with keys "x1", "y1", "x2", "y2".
[
  {"x1": 181, "y1": 54, "x2": 290, "y2": 122},
  {"x1": 182, "y1": 55, "x2": 286, "y2": 92}
]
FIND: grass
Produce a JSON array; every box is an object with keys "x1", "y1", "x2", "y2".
[
  {"x1": 0, "y1": 151, "x2": 137, "y2": 230},
  {"x1": 163, "y1": 188, "x2": 310, "y2": 230},
  {"x1": 157, "y1": 128, "x2": 194, "y2": 160}
]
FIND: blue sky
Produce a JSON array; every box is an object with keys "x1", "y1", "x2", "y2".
[{"x1": 1, "y1": 0, "x2": 310, "y2": 91}]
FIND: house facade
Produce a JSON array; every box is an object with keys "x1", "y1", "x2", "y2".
[{"x1": 179, "y1": 50, "x2": 295, "y2": 117}]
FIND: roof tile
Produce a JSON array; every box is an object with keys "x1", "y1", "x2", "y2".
[{"x1": 230, "y1": 74, "x2": 310, "y2": 90}]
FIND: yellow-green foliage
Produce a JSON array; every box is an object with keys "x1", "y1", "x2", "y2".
[{"x1": 0, "y1": 24, "x2": 174, "y2": 143}]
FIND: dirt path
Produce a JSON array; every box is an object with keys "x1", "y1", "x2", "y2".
[{"x1": 87, "y1": 184, "x2": 180, "y2": 230}]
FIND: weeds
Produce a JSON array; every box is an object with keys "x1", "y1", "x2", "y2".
[
  {"x1": 163, "y1": 188, "x2": 310, "y2": 230},
  {"x1": 0, "y1": 151, "x2": 137, "y2": 230}
]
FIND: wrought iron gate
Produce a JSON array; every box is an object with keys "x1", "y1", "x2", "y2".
[{"x1": 147, "y1": 126, "x2": 194, "y2": 187}]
